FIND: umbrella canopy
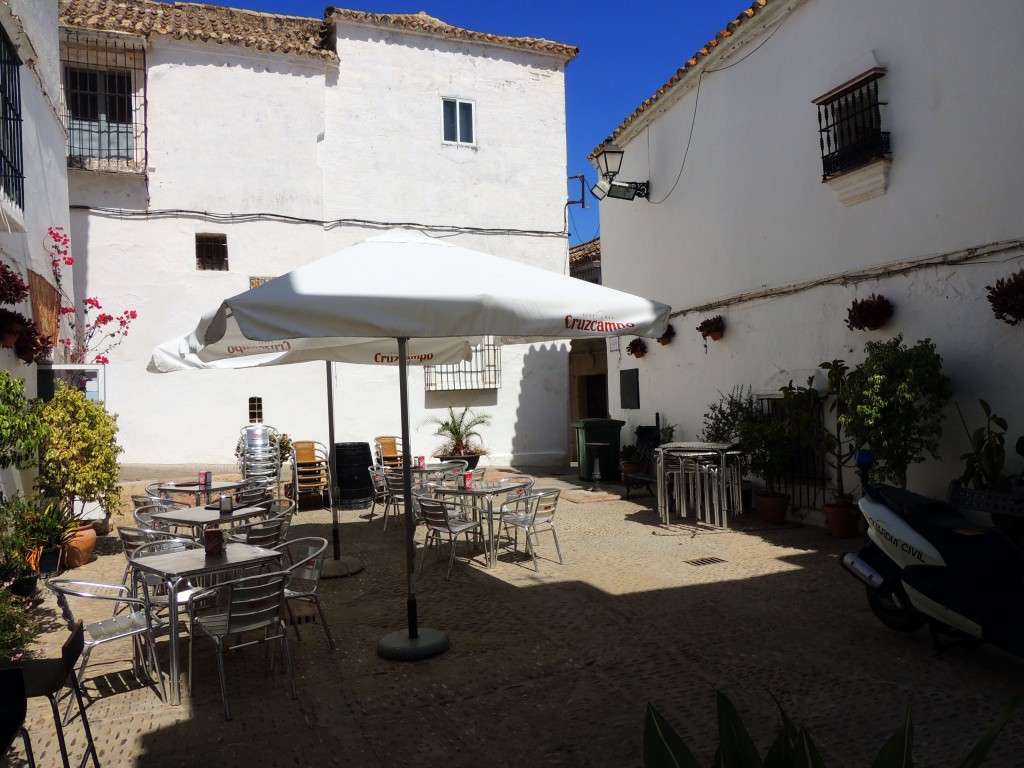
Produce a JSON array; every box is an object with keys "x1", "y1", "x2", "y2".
[
  {"x1": 149, "y1": 228, "x2": 670, "y2": 658},
  {"x1": 154, "y1": 228, "x2": 669, "y2": 358}
]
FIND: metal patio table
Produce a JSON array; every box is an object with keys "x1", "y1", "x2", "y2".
[
  {"x1": 656, "y1": 442, "x2": 742, "y2": 528},
  {"x1": 150, "y1": 479, "x2": 249, "y2": 506},
  {"x1": 150, "y1": 504, "x2": 268, "y2": 539},
  {"x1": 431, "y1": 479, "x2": 533, "y2": 567},
  {"x1": 129, "y1": 542, "x2": 282, "y2": 705}
]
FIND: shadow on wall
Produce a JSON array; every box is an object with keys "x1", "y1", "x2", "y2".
[{"x1": 510, "y1": 342, "x2": 569, "y2": 465}]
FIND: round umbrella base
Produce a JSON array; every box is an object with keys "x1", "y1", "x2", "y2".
[
  {"x1": 377, "y1": 627, "x2": 450, "y2": 661},
  {"x1": 321, "y1": 555, "x2": 365, "y2": 579}
]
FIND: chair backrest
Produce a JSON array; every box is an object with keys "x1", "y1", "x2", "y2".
[
  {"x1": 0, "y1": 667, "x2": 29, "y2": 745},
  {"x1": 220, "y1": 573, "x2": 289, "y2": 637},
  {"x1": 118, "y1": 526, "x2": 159, "y2": 559},
  {"x1": 417, "y1": 497, "x2": 459, "y2": 529},
  {"x1": 293, "y1": 440, "x2": 325, "y2": 465},
  {"x1": 244, "y1": 518, "x2": 284, "y2": 548},
  {"x1": 61, "y1": 620, "x2": 86, "y2": 679},
  {"x1": 134, "y1": 504, "x2": 166, "y2": 529},
  {"x1": 383, "y1": 468, "x2": 406, "y2": 497},
  {"x1": 235, "y1": 478, "x2": 273, "y2": 507},
  {"x1": 374, "y1": 436, "x2": 402, "y2": 467},
  {"x1": 274, "y1": 537, "x2": 327, "y2": 592},
  {"x1": 531, "y1": 488, "x2": 561, "y2": 520},
  {"x1": 368, "y1": 465, "x2": 387, "y2": 493}
]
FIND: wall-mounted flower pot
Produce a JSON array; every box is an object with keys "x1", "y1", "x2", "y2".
[{"x1": 708, "y1": 330, "x2": 724, "y2": 342}]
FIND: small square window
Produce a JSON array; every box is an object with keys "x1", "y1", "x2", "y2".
[
  {"x1": 248, "y1": 396, "x2": 263, "y2": 423},
  {"x1": 196, "y1": 234, "x2": 228, "y2": 271},
  {"x1": 442, "y1": 98, "x2": 475, "y2": 146}
]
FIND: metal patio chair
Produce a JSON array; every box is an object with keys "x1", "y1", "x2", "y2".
[
  {"x1": 498, "y1": 488, "x2": 563, "y2": 571},
  {"x1": 417, "y1": 496, "x2": 483, "y2": 579},
  {"x1": 187, "y1": 572, "x2": 298, "y2": 720},
  {"x1": 273, "y1": 537, "x2": 336, "y2": 649}
]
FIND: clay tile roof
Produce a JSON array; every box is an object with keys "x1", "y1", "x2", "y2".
[
  {"x1": 569, "y1": 237, "x2": 600, "y2": 265},
  {"x1": 329, "y1": 8, "x2": 578, "y2": 61},
  {"x1": 59, "y1": 0, "x2": 335, "y2": 60},
  {"x1": 590, "y1": 0, "x2": 770, "y2": 157}
]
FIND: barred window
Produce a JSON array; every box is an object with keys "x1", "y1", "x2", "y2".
[
  {"x1": 0, "y1": 23, "x2": 23, "y2": 210},
  {"x1": 424, "y1": 337, "x2": 500, "y2": 391},
  {"x1": 248, "y1": 396, "x2": 263, "y2": 423},
  {"x1": 196, "y1": 234, "x2": 229, "y2": 271},
  {"x1": 60, "y1": 30, "x2": 146, "y2": 172},
  {"x1": 814, "y1": 69, "x2": 889, "y2": 180}
]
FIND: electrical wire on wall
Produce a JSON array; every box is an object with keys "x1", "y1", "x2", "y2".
[
  {"x1": 667, "y1": 238, "x2": 1024, "y2": 319},
  {"x1": 646, "y1": 8, "x2": 793, "y2": 206},
  {"x1": 68, "y1": 204, "x2": 567, "y2": 241}
]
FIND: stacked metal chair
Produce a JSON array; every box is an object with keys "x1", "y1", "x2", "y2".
[
  {"x1": 238, "y1": 424, "x2": 282, "y2": 500},
  {"x1": 292, "y1": 440, "x2": 333, "y2": 510}
]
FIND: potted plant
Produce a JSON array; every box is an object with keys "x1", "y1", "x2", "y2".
[
  {"x1": 0, "y1": 494, "x2": 40, "y2": 596},
  {"x1": 20, "y1": 495, "x2": 77, "y2": 576},
  {"x1": 696, "y1": 315, "x2": 725, "y2": 352},
  {"x1": 656, "y1": 324, "x2": 675, "y2": 345},
  {"x1": 626, "y1": 337, "x2": 647, "y2": 358},
  {"x1": 840, "y1": 335, "x2": 951, "y2": 487},
  {"x1": 425, "y1": 405, "x2": 490, "y2": 470},
  {"x1": 816, "y1": 360, "x2": 862, "y2": 537},
  {"x1": 0, "y1": 261, "x2": 29, "y2": 306},
  {"x1": 620, "y1": 444, "x2": 645, "y2": 475},
  {"x1": 845, "y1": 293, "x2": 894, "y2": 331},
  {"x1": 0, "y1": 307, "x2": 29, "y2": 348},
  {"x1": 36, "y1": 382, "x2": 123, "y2": 535},
  {"x1": 14, "y1": 319, "x2": 54, "y2": 364},
  {"x1": 986, "y1": 269, "x2": 1024, "y2": 326},
  {"x1": 737, "y1": 388, "x2": 803, "y2": 524},
  {"x1": 0, "y1": 369, "x2": 47, "y2": 471}
]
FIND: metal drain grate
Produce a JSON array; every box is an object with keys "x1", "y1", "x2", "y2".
[{"x1": 685, "y1": 556, "x2": 725, "y2": 567}]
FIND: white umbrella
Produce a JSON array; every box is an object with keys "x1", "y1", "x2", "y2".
[{"x1": 149, "y1": 228, "x2": 671, "y2": 659}]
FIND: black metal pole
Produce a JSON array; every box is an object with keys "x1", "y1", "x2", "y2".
[
  {"x1": 398, "y1": 338, "x2": 419, "y2": 639},
  {"x1": 326, "y1": 360, "x2": 341, "y2": 560}
]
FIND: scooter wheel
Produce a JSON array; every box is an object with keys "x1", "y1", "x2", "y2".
[{"x1": 866, "y1": 585, "x2": 926, "y2": 632}]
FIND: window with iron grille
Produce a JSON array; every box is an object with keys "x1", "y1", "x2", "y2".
[
  {"x1": 248, "y1": 396, "x2": 263, "y2": 423},
  {"x1": 60, "y1": 30, "x2": 146, "y2": 172},
  {"x1": 757, "y1": 393, "x2": 826, "y2": 511},
  {"x1": 249, "y1": 275, "x2": 276, "y2": 289},
  {"x1": 570, "y1": 260, "x2": 602, "y2": 285},
  {"x1": 814, "y1": 69, "x2": 889, "y2": 180},
  {"x1": 424, "y1": 337, "x2": 500, "y2": 391},
  {"x1": 196, "y1": 234, "x2": 229, "y2": 271},
  {"x1": 0, "y1": 23, "x2": 23, "y2": 211}
]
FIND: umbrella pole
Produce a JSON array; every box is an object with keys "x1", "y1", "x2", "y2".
[
  {"x1": 321, "y1": 360, "x2": 364, "y2": 579},
  {"x1": 377, "y1": 338, "x2": 449, "y2": 660}
]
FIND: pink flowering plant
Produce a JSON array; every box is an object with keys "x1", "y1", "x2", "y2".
[{"x1": 47, "y1": 226, "x2": 138, "y2": 365}]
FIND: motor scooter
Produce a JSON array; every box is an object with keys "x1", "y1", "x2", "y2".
[{"x1": 841, "y1": 438, "x2": 1024, "y2": 657}]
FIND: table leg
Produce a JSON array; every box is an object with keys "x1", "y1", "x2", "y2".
[
  {"x1": 486, "y1": 498, "x2": 496, "y2": 568},
  {"x1": 656, "y1": 452, "x2": 666, "y2": 525},
  {"x1": 166, "y1": 575, "x2": 183, "y2": 705}
]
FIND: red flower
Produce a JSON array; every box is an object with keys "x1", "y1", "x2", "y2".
[
  {"x1": 60, "y1": 306, "x2": 75, "y2": 315},
  {"x1": 83, "y1": 297, "x2": 101, "y2": 309},
  {"x1": 93, "y1": 355, "x2": 109, "y2": 365}
]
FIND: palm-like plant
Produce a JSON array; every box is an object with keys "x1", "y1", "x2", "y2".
[{"x1": 426, "y1": 406, "x2": 490, "y2": 456}]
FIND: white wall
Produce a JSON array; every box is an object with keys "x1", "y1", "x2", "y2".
[
  {"x1": 600, "y1": 0, "x2": 1024, "y2": 497},
  {"x1": 70, "y1": 24, "x2": 572, "y2": 468},
  {"x1": 0, "y1": 0, "x2": 69, "y2": 496}
]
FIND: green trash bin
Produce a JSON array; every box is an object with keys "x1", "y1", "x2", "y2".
[{"x1": 572, "y1": 418, "x2": 626, "y2": 482}]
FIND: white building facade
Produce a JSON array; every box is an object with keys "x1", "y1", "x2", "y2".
[
  {"x1": 0, "y1": 0, "x2": 71, "y2": 497},
  {"x1": 595, "y1": 0, "x2": 1024, "y2": 502},
  {"x1": 58, "y1": 1, "x2": 576, "y2": 468}
]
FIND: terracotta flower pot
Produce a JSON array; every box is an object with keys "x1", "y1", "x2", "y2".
[
  {"x1": 64, "y1": 525, "x2": 98, "y2": 568},
  {"x1": 824, "y1": 500, "x2": 862, "y2": 538},
  {"x1": 755, "y1": 493, "x2": 790, "y2": 524},
  {"x1": 708, "y1": 330, "x2": 724, "y2": 341}
]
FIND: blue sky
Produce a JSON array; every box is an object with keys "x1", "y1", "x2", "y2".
[{"x1": 215, "y1": 0, "x2": 747, "y2": 245}]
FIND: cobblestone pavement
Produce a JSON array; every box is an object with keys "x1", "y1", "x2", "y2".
[{"x1": 8, "y1": 468, "x2": 1024, "y2": 767}]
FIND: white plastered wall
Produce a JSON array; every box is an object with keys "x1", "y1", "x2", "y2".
[{"x1": 600, "y1": 0, "x2": 1024, "y2": 498}]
